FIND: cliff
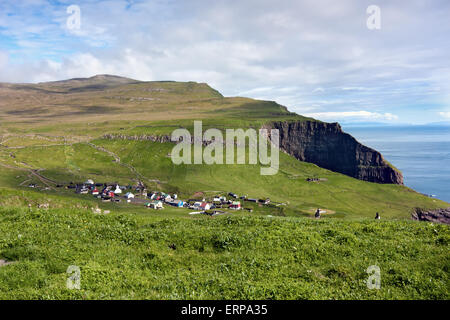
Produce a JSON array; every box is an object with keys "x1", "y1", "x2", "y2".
[
  {"x1": 265, "y1": 121, "x2": 403, "y2": 184},
  {"x1": 412, "y1": 208, "x2": 450, "y2": 225}
]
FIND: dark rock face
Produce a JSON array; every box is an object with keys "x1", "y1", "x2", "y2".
[
  {"x1": 266, "y1": 121, "x2": 404, "y2": 184},
  {"x1": 412, "y1": 208, "x2": 450, "y2": 225}
]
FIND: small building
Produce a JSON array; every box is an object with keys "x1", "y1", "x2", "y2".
[
  {"x1": 92, "y1": 188, "x2": 99, "y2": 195},
  {"x1": 79, "y1": 188, "x2": 89, "y2": 194},
  {"x1": 170, "y1": 200, "x2": 184, "y2": 207},
  {"x1": 228, "y1": 192, "x2": 238, "y2": 198},
  {"x1": 146, "y1": 201, "x2": 164, "y2": 210},
  {"x1": 85, "y1": 179, "x2": 94, "y2": 185},
  {"x1": 191, "y1": 201, "x2": 202, "y2": 209},
  {"x1": 229, "y1": 201, "x2": 241, "y2": 210},
  {"x1": 125, "y1": 192, "x2": 135, "y2": 199},
  {"x1": 114, "y1": 185, "x2": 122, "y2": 194},
  {"x1": 200, "y1": 202, "x2": 211, "y2": 211}
]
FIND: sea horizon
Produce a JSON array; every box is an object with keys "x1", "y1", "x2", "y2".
[{"x1": 344, "y1": 124, "x2": 450, "y2": 203}]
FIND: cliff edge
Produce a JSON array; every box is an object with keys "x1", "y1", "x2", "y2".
[{"x1": 265, "y1": 121, "x2": 404, "y2": 184}]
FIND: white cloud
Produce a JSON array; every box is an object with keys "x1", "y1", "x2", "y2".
[
  {"x1": 304, "y1": 111, "x2": 399, "y2": 122},
  {"x1": 312, "y1": 87, "x2": 324, "y2": 93},
  {"x1": 439, "y1": 112, "x2": 450, "y2": 119},
  {"x1": 0, "y1": 0, "x2": 449, "y2": 123}
]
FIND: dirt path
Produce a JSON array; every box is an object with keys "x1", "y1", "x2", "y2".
[
  {"x1": 85, "y1": 142, "x2": 165, "y2": 186},
  {"x1": 0, "y1": 135, "x2": 164, "y2": 190},
  {"x1": 0, "y1": 159, "x2": 56, "y2": 189}
]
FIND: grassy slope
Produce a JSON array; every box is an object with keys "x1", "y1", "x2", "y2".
[
  {"x1": 0, "y1": 206, "x2": 448, "y2": 299},
  {"x1": 1, "y1": 138, "x2": 446, "y2": 219},
  {"x1": 0, "y1": 77, "x2": 449, "y2": 299}
]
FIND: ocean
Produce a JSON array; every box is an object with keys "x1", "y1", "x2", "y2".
[{"x1": 343, "y1": 125, "x2": 450, "y2": 203}]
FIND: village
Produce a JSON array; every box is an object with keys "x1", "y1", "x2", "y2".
[{"x1": 41, "y1": 179, "x2": 275, "y2": 216}]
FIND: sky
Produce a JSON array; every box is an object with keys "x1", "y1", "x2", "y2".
[{"x1": 1, "y1": 0, "x2": 450, "y2": 124}]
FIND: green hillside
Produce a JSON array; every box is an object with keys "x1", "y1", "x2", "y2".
[{"x1": 0, "y1": 76, "x2": 448, "y2": 300}]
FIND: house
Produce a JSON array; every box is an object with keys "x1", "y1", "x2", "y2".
[
  {"x1": 125, "y1": 192, "x2": 135, "y2": 199},
  {"x1": 176, "y1": 200, "x2": 184, "y2": 207},
  {"x1": 258, "y1": 198, "x2": 270, "y2": 205},
  {"x1": 200, "y1": 202, "x2": 211, "y2": 211},
  {"x1": 228, "y1": 192, "x2": 238, "y2": 198},
  {"x1": 170, "y1": 200, "x2": 184, "y2": 207},
  {"x1": 213, "y1": 197, "x2": 221, "y2": 203},
  {"x1": 92, "y1": 188, "x2": 99, "y2": 195},
  {"x1": 85, "y1": 179, "x2": 94, "y2": 185},
  {"x1": 190, "y1": 201, "x2": 202, "y2": 209},
  {"x1": 219, "y1": 196, "x2": 227, "y2": 202},
  {"x1": 164, "y1": 194, "x2": 172, "y2": 202},
  {"x1": 108, "y1": 191, "x2": 115, "y2": 198},
  {"x1": 229, "y1": 201, "x2": 241, "y2": 210},
  {"x1": 173, "y1": 194, "x2": 178, "y2": 200},
  {"x1": 146, "y1": 201, "x2": 164, "y2": 210},
  {"x1": 114, "y1": 185, "x2": 122, "y2": 194},
  {"x1": 247, "y1": 198, "x2": 258, "y2": 203},
  {"x1": 79, "y1": 187, "x2": 89, "y2": 194}
]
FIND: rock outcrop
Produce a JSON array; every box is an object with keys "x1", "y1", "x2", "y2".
[
  {"x1": 412, "y1": 208, "x2": 450, "y2": 225},
  {"x1": 265, "y1": 121, "x2": 403, "y2": 184}
]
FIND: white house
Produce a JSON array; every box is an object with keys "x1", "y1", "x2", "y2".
[
  {"x1": 125, "y1": 192, "x2": 135, "y2": 199},
  {"x1": 114, "y1": 185, "x2": 122, "y2": 194},
  {"x1": 200, "y1": 202, "x2": 211, "y2": 210},
  {"x1": 147, "y1": 201, "x2": 163, "y2": 209}
]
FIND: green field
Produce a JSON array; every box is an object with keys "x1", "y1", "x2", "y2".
[
  {"x1": 0, "y1": 77, "x2": 448, "y2": 299},
  {"x1": 0, "y1": 204, "x2": 448, "y2": 299}
]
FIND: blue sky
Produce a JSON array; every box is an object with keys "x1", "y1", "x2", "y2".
[{"x1": 1, "y1": 0, "x2": 450, "y2": 124}]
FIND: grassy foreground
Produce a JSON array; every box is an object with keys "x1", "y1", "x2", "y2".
[{"x1": 0, "y1": 205, "x2": 448, "y2": 300}]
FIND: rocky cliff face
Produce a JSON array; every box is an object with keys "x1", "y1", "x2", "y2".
[
  {"x1": 412, "y1": 208, "x2": 450, "y2": 225},
  {"x1": 265, "y1": 121, "x2": 403, "y2": 184}
]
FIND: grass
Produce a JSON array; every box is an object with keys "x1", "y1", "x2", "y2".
[{"x1": 0, "y1": 206, "x2": 448, "y2": 299}]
